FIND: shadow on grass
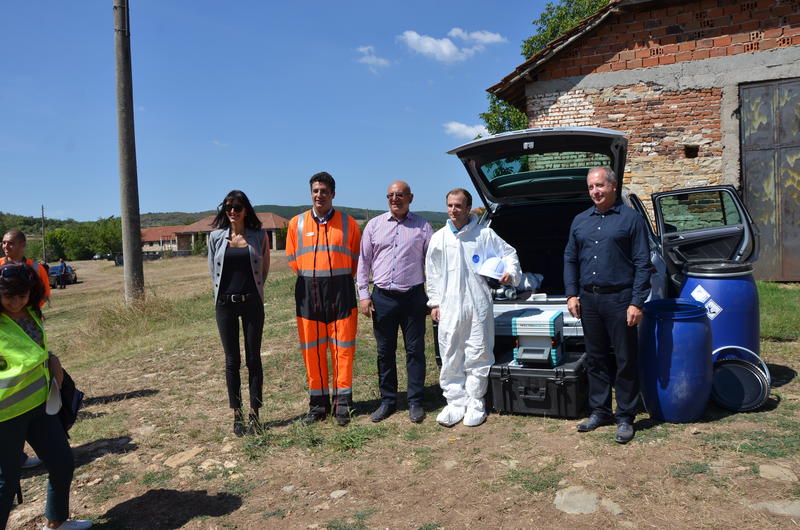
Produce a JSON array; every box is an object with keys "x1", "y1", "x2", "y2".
[
  {"x1": 93, "y1": 489, "x2": 242, "y2": 529},
  {"x1": 350, "y1": 383, "x2": 446, "y2": 419},
  {"x1": 22, "y1": 437, "x2": 137, "y2": 480},
  {"x1": 83, "y1": 389, "x2": 159, "y2": 407},
  {"x1": 766, "y1": 363, "x2": 796, "y2": 388}
]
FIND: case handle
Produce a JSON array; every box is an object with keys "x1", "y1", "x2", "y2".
[{"x1": 517, "y1": 386, "x2": 546, "y2": 401}]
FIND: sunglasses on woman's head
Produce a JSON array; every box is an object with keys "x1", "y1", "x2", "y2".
[
  {"x1": 225, "y1": 204, "x2": 244, "y2": 212},
  {"x1": 0, "y1": 267, "x2": 31, "y2": 279}
]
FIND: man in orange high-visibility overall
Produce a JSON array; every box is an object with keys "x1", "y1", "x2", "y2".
[{"x1": 287, "y1": 172, "x2": 361, "y2": 426}]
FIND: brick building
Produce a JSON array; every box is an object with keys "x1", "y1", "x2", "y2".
[{"x1": 489, "y1": 0, "x2": 800, "y2": 280}]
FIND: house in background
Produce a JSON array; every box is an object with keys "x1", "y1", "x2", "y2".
[
  {"x1": 489, "y1": 0, "x2": 800, "y2": 280},
  {"x1": 140, "y1": 225, "x2": 181, "y2": 252},
  {"x1": 174, "y1": 212, "x2": 289, "y2": 253}
]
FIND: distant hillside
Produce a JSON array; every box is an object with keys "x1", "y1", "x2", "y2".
[
  {"x1": 140, "y1": 205, "x2": 448, "y2": 227},
  {"x1": 1, "y1": 207, "x2": 446, "y2": 233}
]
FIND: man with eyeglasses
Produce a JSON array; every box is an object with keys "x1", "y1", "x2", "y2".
[{"x1": 357, "y1": 181, "x2": 433, "y2": 423}]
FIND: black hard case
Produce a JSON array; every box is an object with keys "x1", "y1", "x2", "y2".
[{"x1": 488, "y1": 350, "x2": 589, "y2": 419}]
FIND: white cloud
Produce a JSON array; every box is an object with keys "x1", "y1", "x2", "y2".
[
  {"x1": 447, "y1": 27, "x2": 506, "y2": 45},
  {"x1": 397, "y1": 27, "x2": 506, "y2": 63},
  {"x1": 356, "y1": 45, "x2": 390, "y2": 73},
  {"x1": 443, "y1": 121, "x2": 488, "y2": 139},
  {"x1": 211, "y1": 139, "x2": 229, "y2": 148}
]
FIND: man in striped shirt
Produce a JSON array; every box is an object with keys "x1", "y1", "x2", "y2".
[{"x1": 357, "y1": 181, "x2": 433, "y2": 423}]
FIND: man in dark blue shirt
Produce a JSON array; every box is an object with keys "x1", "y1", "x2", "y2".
[{"x1": 564, "y1": 166, "x2": 651, "y2": 444}]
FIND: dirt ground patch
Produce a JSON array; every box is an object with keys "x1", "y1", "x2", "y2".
[{"x1": 10, "y1": 255, "x2": 800, "y2": 529}]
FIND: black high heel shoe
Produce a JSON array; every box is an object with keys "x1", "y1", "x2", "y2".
[{"x1": 233, "y1": 410, "x2": 245, "y2": 437}]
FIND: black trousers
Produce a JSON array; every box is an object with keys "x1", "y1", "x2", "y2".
[
  {"x1": 215, "y1": 296, "x2": 264, "y2": 410},
  {"x1": 371, "y1": 284, "x2": 427, "y2": 407},
  {"x1": 1, "y1": 405, "x2": 74, "y2": 527},
  {"x1": 580, "y1": 288, "x2": 639, "y2": 422}
]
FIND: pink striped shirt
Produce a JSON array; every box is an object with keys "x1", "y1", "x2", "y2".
[{"x1": 356, "y1": 211, "x2": 433, "y2": 299}]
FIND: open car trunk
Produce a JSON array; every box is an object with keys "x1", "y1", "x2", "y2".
[{"x1": 487, "y1": 198, "x2": 591, "y2": 295}]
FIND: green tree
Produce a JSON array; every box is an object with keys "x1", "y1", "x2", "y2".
[
  {"x1": 479, "y1": 0, "x2": 610, "y2": 134},
  {"x1": 521, "y1": 0, "x2": 610, "y2": 60},
  {"x1": 479, "y1": 94, "x2": 530, "y2": 135},
  {"x1": 91, "y1": 217, "x2": 123, "y2": 255}
]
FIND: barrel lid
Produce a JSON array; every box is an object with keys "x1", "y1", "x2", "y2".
[
  {"x1": 643, "y1": 298, "x2": 707, "y2": 319},
  {"x1": 711, "y1": 359, "x2": 770, "y2": 412},
  {"x1": 685, "y1": 261, "x2": 753, "y2": 275}
]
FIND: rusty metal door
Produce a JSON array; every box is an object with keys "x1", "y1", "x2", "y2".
[{"x1": 740, "y1": 78, "x2": 800, "y2": 281}]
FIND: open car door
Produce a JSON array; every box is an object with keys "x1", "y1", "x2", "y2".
[{"x1": 652, "y1": 185, "x2": 759, "y2": 289}]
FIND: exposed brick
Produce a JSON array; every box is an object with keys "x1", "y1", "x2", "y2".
[
  {"x1": 617, "y1": 49, "x2": 636, "y2": 61},
  {"x1": 643, "y1": 56, "x2": 660, "y2": 67},
  {"x1": 692, "y1": 49, "x2": 711, "y2": 60},
  {"x1": 708, "y1": 7, "x2": 725, "y2": 18},
  {"x1": 564, "y1": 67, "x2": 581, "y2": 77},
  {"x1": 697, "y1": 38, "x2": 714, "y2": 48},
  {"x1": 635, "y1": 49, "x2": 651, "y2": 59},
  {"x1": 732, "y1": 33, "x2": 751, "y2": 44},
  {"x1": 739, "y1": 20, "x2": 761, "y2": 31},
  {"x1": 763, "y1": 28, "x2": 783, "y2": 38},
  {"x1": 580, "y1": 65, "x2": 595, "y2": 75},
  {"x1": 678, "y1": 41, "x2": 697, "y2": 51},
  {"x1": 793, "y1": 35, "x2": 800, "y2": 45},
  {"x1": 661, "y1": 35, "x2": 678, "y2": 45},
  {"x1": 786, "y1": 26, "x2": 800, "y2": 37},
  {"x1": 611, "y1": 61, "x2": 627, "y2": 71},
  {"x1": 659, "y1": 55, "x2": 677, "y2": 65},
  {"x1": 676, "y1": 51, "x2": 694, "y2": 62},
  {"x1": 627, "y1": 58, "x2": 644, "y2": 69},
  {"x1": 713, "y1": 35, "x2": 733, "y2": 46},
  {"x1": 662, "y1": 44, "x2": 680, "y2": 54},
  {"x1": 676, "y1": 13, "x2": 691, "y2": 25},
  {"x1": 595, "y1": 64, "x2": 612, "y2": 73},
  {"x1": 709, "y1": 46, "x2": 727, "y2": 57},
  {"x1": 729, "y1": 43, "x2": 745, "y2": 54},
  {"x1": 628, "y1": 22, "x2": 645, "y2": 32},
  {"x1": 761, "y1": 38, "x2": 778, "y2": 50}
]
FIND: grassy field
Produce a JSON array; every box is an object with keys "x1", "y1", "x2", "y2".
[{"x1": 10, "y1": 256, "x2": 800, "y2": 529}]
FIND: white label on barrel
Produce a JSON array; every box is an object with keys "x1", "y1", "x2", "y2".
[
  {"x1": 690, "y1": 284, "x2": 711, "y2": 303},
  {"x1": 705, "y1": 299, "x2": 723, "y2": 320}
]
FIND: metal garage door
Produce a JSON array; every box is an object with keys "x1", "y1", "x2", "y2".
[{"x1": 740, "y1": 78, "x2": 800, "y2": 281}]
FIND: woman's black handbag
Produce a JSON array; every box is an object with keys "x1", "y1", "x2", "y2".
[{"x1": 58, "y1": 369, "x2": 84, "y2": 434}]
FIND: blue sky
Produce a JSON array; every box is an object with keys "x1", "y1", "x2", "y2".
[{"x1": 1, "y1": 1, "x2": 547, "y2": 221}]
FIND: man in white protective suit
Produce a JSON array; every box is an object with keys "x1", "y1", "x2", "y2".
[{"x1": 425, "y1": 188, "x2": 521, "y2": 427}]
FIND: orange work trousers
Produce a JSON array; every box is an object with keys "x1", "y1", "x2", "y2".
[{"x1": 297, "y1": 309, "x2": 357, "y2": 397}]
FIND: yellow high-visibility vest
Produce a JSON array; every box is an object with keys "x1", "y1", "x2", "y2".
[{"x1": 0, "y1": 308, "x2": 49, "y2": 422}]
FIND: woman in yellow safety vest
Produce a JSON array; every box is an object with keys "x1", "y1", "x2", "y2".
[{"x1": 0, "y1": 264, "x2": 91, "y2": 530}]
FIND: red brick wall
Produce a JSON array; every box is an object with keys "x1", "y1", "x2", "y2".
[
  {"x1": 527, "y1": 84, "x2": 724, "y2": 196},
  {"x1": 535, "y1": 0, "x2": 800, "y2": 81}
]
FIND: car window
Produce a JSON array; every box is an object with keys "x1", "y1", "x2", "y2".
[
  {"x1": 659, "y1": 190, "x2": 743, "y2": 233},
  {"x1": 479, "y1": 151, "x2": 612, "y2": 182}
]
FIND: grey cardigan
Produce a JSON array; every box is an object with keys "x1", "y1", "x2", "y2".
[{"x1": 208, "y1": 227, "x2": 270, "y2": 303}]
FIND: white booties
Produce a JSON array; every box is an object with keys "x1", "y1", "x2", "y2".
[
  {"x1": 463, "y1": 398, "x2": 487, "y2": 427},
  {"x1": 436, "y1": 404, "x2": 466, "y2": 427}
]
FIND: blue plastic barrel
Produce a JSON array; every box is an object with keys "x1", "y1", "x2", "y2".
[
  {"x1": 638, "y1": 299, "x2": 712, "y2": 423},
  {"x1": 679, "y1": 261, "x2": 759, "y2": 355}
]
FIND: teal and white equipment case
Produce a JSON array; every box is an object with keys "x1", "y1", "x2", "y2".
[{"x1": 495, "y1": 309, "x2": 564, "y2": 367}]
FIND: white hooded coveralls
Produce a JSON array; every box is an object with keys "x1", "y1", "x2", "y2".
[{"x1": 425, "y1": 214, "x2": 521, "y2": 412}]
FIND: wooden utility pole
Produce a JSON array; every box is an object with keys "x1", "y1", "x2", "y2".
[
  {"x1": 114, "y1": 0, "x2": 144, "y2": 302},
  {"x1": 41, "y1": 205, "x2": 46, "y2": 263}
]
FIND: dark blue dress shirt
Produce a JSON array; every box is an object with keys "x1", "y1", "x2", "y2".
[{"x1": 564, "y1": 199, "x2": 652, "y2": 308}]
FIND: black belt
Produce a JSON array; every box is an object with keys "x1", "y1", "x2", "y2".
[
  {"x1": 225, "y1": 293, "x2": 253, "y2": 303},
  {"x1": 582, "y1": 284, "x2": 631, "y2": 294},
  {"x1": 375, "y1": 284, "x2": 422, "y2": 297}
]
